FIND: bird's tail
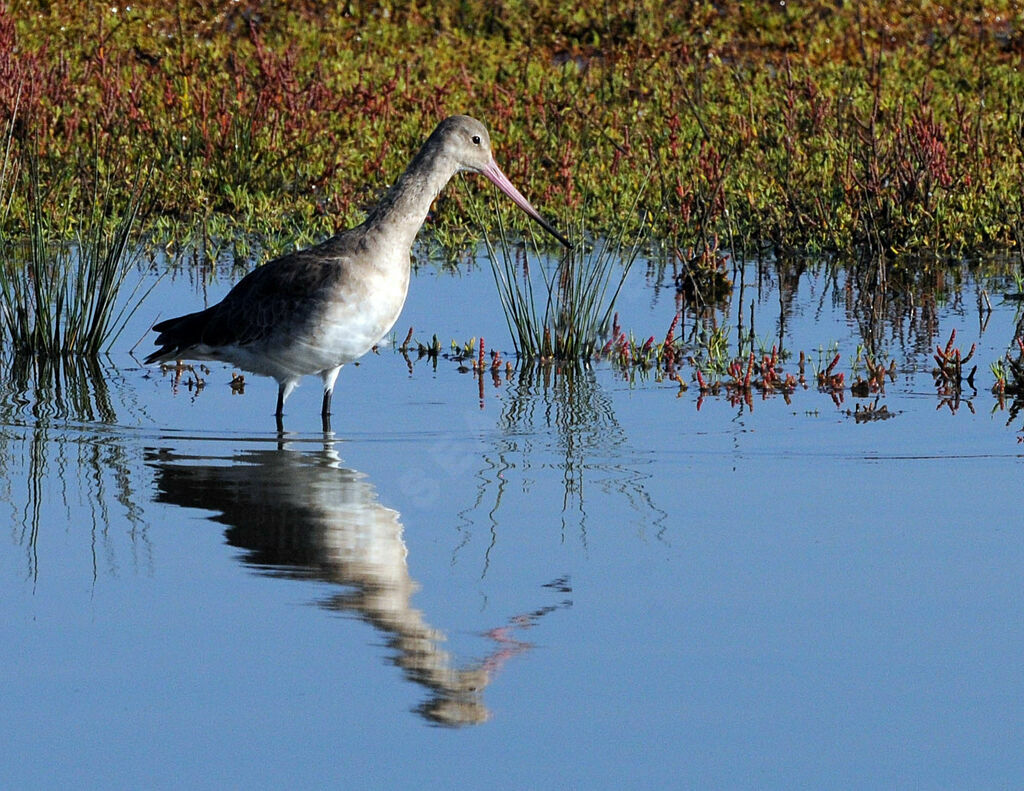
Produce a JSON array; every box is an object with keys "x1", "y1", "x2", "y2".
[{"x1": 144, "y1": 307, "x2": 215, "y2": 364}]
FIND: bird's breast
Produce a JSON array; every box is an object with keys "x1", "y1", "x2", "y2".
[{"x1": 309, "y1": 263, "x2": 411, "y2": 364}]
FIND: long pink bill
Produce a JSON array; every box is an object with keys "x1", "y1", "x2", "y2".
[{"x1": 481, "y1": 159, "x2": 571, "y2": 249}]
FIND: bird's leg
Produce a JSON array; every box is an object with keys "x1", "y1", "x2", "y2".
[
  {"x1": 319, "y1": 366, "x2": 342, "y2": 419},
  {"x1": 276, "y1": 384, "x2": 286, "y2": 418},
  {"x1": 321, "y1": 396, "x2": 332, "y2": 431}
]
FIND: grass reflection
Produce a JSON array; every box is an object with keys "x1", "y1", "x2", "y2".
[
  {"x1": 0, "y1": 354, "x2": 148, "y2": 583},
  {"x1": 488, "y1": 363, "x2": 666, "y2": 542}
]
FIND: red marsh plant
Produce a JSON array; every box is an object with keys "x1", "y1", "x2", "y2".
[{"x1": 932, "y1": 328, "x2": 977, "y2": 394}]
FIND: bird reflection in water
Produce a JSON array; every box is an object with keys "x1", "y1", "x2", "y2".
[{"x1": 147, "y1": 444, "x2": 569, "y2": 727}]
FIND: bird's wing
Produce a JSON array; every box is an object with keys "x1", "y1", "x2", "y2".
[{"x1": 201, "y1": 242, "x2": 353, "y2": 347}]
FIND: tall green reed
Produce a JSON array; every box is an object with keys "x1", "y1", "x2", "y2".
[
  {"x1": 0, "y1": 92, "x2": 17, "y2": 251},
  {"x1": 476, "y1": 182, "x2": 647, "y2": 362},
  {"x1": 0, "y1": 142, "x2": 151, "y2": 357}
]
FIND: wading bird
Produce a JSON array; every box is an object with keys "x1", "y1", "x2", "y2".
[{"x1": 146, "y1": 115, "x2": 568, "y2": 430}]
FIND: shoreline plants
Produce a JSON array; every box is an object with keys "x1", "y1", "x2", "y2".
[{"x1": 0, "y1": 2, "x2": 1021, "y2": 258}]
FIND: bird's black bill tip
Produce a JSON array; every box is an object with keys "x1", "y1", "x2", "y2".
[{"x1": 531, "y1": 213, "x2": 572, "y2": 250}]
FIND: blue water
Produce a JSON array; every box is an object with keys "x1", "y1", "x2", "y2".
[{"x1": 1, "y1": 249, "x2": 1022, "y2": 789}]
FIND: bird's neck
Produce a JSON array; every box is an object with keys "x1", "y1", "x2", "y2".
[{"x1": 363, "y1": 143, "x2": 459, "y2": 255}]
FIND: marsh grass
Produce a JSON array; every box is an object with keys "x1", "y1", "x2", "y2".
[
  {"x1": 0, "y1": 153, "x2": 151, "y2": 356},
  {"x1": 478, "y1": 183, "x2": 647, "y2": 362}
]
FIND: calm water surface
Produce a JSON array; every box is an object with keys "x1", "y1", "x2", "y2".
[{"x1": 1, "y1": 248, "x2": 1023, "y2": 789}]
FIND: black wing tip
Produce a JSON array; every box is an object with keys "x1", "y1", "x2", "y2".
[
  {"x1": 151, "y1": 316, "x2": 177, "y2": 333},
  {"x1": 144, "y1": 345, "x2": 175, "y2": 365},
  {"x1": 146, "y1": 311, "x2": 201, "y2": 364}
]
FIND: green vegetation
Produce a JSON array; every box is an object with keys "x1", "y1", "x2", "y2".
[
  {"x1": 479, "y1": 182, "x2": 646, "y2": 361},
  {"x1": 0, "y1": 1, "x2": 1021, "y2": 257},
  {"x1": 0, "y1": 135, "x2": 149, "y2": 355},
  {"x1": 2, "y1": 0, "x2": 1024, "y2": 391}
]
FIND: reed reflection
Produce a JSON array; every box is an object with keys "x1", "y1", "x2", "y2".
[
  {"x1": 487, "y1": 363, "x2": 666, "y2": 542},
  {"x1": 148, "y1": 444, "x2": 566, "y2": 727},
  {"x1": 1, "y1": 353, "x2": 118, "y2": 424},
  {"x1": 0, "y1": 353, "x2": 147, "y2": 582}
]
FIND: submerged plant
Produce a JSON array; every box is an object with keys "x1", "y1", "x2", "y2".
[
  {"x1": 0, "y1": 157, "x2": 151, "y2": 356},
  {"x1": 850, "y1": 354, "x2": 896, "y2": 397},
  {"x1": 850, "y1": 397, "x2": 896, "y2": 423},
  {"x1": 674, "y1": 238, "x2": 733, "y2": 306},
  {"x1": 992, "y1": 337, "x2": 1024, "y2": 396},
  {"x1": 932, "y1": 329, "x2": 977, "y2": 394},
  {"x1": 478, "y1": 183, "x2": 647, "y2": 363}
]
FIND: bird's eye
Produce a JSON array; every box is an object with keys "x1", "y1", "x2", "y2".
[{"x1": 471, "y1": 135, "x2": 481, "y2": 145}]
